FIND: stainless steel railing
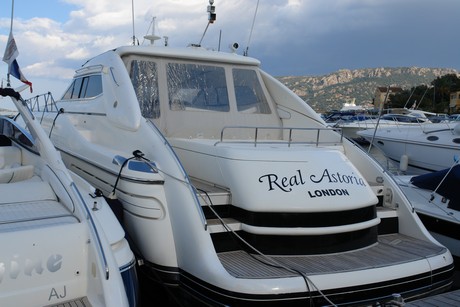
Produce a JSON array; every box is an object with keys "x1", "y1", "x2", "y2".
[{"x1": 218, "y1": 126, "x2": 344, "y2": 147}]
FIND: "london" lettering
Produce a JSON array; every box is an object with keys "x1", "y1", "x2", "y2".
[{"x1": 308, "y1": 188, "x2": 350, "y2": 198}]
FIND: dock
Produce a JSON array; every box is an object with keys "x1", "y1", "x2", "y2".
[{"x1": 407, "y1": 289, "x2": 460, "y2": 306}]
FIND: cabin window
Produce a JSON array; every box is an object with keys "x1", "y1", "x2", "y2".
[
  {"x1": 61, "y1": 75, "x2": 102, "y2": 100},
  {"x1": 232, "y1": 69, "x2": 271, "y2": 114},
  {"x1": 62, "y1": 78, "x2": 81, "y2": 99},
  {"x1": 166, "y1": 63, "x2": 229, "y2": 112},
  {"x1": 130, "y1": 60, "x2": 160, "y2": 119},
  {"x1": 426, "y1": 136, "x2": 439, "y2": 141},
  {"x1": 82, "y1": 75, "x2": 102, "y2": 98}
]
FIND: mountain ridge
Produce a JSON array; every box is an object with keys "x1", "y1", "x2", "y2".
[{"x1": 277, "y1": 67, "x2": 459, "y2": 113}]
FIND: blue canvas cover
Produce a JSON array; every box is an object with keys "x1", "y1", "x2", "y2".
[{"x1": 411, "y1": 165, "x2": 460, "y2": 211}]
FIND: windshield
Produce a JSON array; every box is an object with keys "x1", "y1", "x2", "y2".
[{"x1": 0, "y1": 116, "x2": 35, "y2": 150}]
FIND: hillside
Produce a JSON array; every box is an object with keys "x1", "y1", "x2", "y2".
[{"x1": 277, "y1": 67, "x2": 459, "y2": 113}]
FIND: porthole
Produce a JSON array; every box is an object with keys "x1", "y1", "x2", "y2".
[
  {"x1": 453, "y1": 138, "x2": 460, "y2": 144},
  {"x1": 427, "y1": 136, "x2": 439, "y2": 141}
]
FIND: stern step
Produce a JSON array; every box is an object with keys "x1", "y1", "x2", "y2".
[
  {"x1": 194, "y1": 178, "x2": 399, "y2": 235},
  {"x1": 45, "y1": 296, "x2": 91, "y2": 307},
  {"x1": 192, "y1": 178, "x2": 231, "y2": 207}
]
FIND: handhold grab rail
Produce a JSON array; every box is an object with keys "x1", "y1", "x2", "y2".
[{"x1": 218, "y1": 126, "x2": 344, "y2": 147}]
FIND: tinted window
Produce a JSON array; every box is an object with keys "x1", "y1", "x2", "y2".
[
  {"x1": 83, "y1": 75, "x2": 102, "y2": 98},
  {"x1": 233, "y1": 69, "x2": 270, "y2": 114},
  {"x1": 71, "y1": 78, "x2": 83, "y2": 99},
  {"x1": 167, "y1": 63, "x2": 229, "y2": 112},
  {"x1": 61, "y1": 75, "x2": 102, "y2": 100},
  {"x1": 62, "y1": 80, "x2": 76, "y2": 100},
  {"x1": 130, "y1": 60, "x2": 160, "y2": 119},
  {"x1": 80, "y1": 77, "x2": 89, "y2": 98}
]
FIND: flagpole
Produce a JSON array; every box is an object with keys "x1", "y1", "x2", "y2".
[
  {"x1": 6, "y1": 0, "x2": 15, "y2": 86},
  {"x1": 3, "y1": 0, "x2": 32, "y2": 92},
  {"x1": 10, "y1": 0, "x2": 14, "y2": 32}
]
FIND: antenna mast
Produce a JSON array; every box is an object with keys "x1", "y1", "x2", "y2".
[
  {"x1": 198, "y1": 0, "x2": 216, "y2": 47},
  {"x1": 244, "y1": 0, "x2": 259, "y2": 56},
  {"x1": 144, "y1": 17, "x2": 161, "y2": 45},
  {"x1": 131, "y1": 0, "x2": 137, "y2": 45}
]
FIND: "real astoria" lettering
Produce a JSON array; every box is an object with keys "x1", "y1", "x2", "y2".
[{"x1": 258, "y1": 168, "x2": 366, "y2": 195}]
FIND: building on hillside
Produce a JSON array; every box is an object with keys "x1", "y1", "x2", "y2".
[
  {"x1": 449, "y1": 91, "x2": 460, "y2": 113},
  {"x1": 373, "y1": 86, "x2": 403, "y2": 110}
]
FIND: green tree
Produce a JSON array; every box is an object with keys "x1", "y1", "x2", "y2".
[{"x1": 389, "y1": 74, "x2": 460, "y2": 113}]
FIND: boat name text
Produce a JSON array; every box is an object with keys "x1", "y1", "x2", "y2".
[
  {"x1": 49, "y1": 285, "x2": 67, "y2": 301},
  {"x1": 0, "y1": 254, "x2": 63, "y2": 283},
  {"x1": 258, "y1": 169, "x2": 366, "y2": 193}
]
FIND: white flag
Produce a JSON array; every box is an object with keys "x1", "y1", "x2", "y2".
[{"x1": 2, "y1": 32, "x2": 19, "y2": 65}]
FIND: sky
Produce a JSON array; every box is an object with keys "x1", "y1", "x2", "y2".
[{"x1": 1, "y1": 0, "x2": 460, "y2": 102}]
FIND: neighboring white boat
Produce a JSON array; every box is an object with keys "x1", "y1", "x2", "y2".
[
  {"x1": 358, "y1": 122, "x2": 460, "y2": 174},
  {"x1": 336, "y1": 109, "x2": 431, "y2": 143},
  {"x1": 0, "y1": 108, "x2": 17, "y2": 118},
  {"x1": 24, "y1": 45, "x2": 456, "y2": 305},
  {"x1": 394, "y1": 165, "x2": 460, "y2": 258},
  {"x1": 0, "y1": 88, "x2": 137, "y2": 306}
]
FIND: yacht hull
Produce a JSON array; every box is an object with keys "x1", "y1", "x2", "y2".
[
  {"x1": 358, "y1": 123, "x2": 460, "y2": 174},
  {"x1": 25, "y1": 45, "x2": 455, "y2": 306}
]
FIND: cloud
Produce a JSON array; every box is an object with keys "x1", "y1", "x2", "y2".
[
  {"x1": 27, "y1": 60, "x2": 75, "y2": 79},
  {"x1": 1, "y1": 0, "x2": 460, "y2": 97}
]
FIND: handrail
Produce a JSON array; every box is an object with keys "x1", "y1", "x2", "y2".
[
  {"x1": 70, "y1": 182, "x2": 110, "y2": 280},
  {"x1": 423, "y1": 128, "x2": 455, "y2": 134},
  {"x1": 218, "y1": 126, "x2": 343, "y2": 147},
  {"x1": 422, "y1": 122, "x2": 459, "y2": 134},
  {"x1": 25, "y1": 92, "x2": 58, "y2": 113}
]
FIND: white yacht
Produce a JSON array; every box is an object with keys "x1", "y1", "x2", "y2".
[
  {"x1": 25, "y1": 44, "x2": 456, "y2": 305},
  {"x1": 336, "y1": 109, "x2": 431, "y2": 144},
  {"x1": 358, "y1": 122, "x2": 460, "y2": 174},
  {"x1": 0, "y1": 88, "x2": 137, "y2": 306}
]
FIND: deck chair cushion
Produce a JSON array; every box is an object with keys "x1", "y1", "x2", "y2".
[
  {"x1": 0, "y1": 146, "x2": 21, "y2": 169},
  {"x1": 0, "y1": 165, "x2": 34, "y2": 183},
  {"x1": 0, "y1": 179, "x2": 56, "y2": 204}
]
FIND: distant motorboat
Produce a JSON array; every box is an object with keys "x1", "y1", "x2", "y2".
[
  {"x1": 358, "y1": 122, "x2": 460, "y2": 174},
  {"x1": 0, "y1": 108, "x2": 17, "y2": 118},
  {"x1": 337, "y1": 108, "x2": 432, "y2": 144}
]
